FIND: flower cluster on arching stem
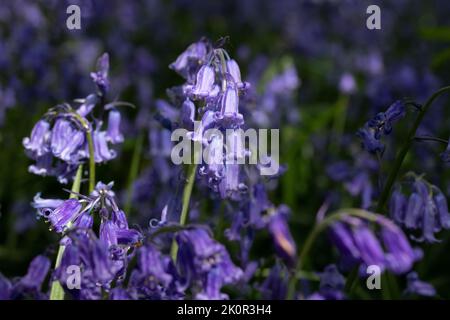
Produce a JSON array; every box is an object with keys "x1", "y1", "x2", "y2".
[{"x1": 23, "y1": 53, "x2": 125, "y2": 184}]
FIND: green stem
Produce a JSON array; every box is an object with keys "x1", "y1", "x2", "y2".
[
  {"x1": 49, "y1": 164, "x2": 83, "y2": 300},
  {"x1": 376, "y1": 86, "x2": 450, "y2": 213},
  {"x1": 71, "y1": 111, "x2": 96, "y2": 193},
  {"x1": 286, "y1": 208, "x2": 378, "y2": 300},
  {"x1": 125, "y1": 132, "x2": 144, "y2": 214},
  {"x1": 170, "y1": 163, "x2": 198, "y2": 261},
  {"x1": 86, "y1": 130, "x2": 96, "y2": 193},
  {"x1": 414, "y1": 135, "x2": 448, "y2": 145}
]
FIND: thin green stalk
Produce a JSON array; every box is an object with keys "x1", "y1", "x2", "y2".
[
  {"x1": 414, "y1": 135, "x2": 449, "y2": 145},
  {"x1": 286, "y1": 209, "x2": 378, "y2": 300},
  {"x1": 71, "y1": 111, "x2": 96, "y2": 193},
  {"x1": 376, "y1": 86, "x2": 450, "y2": 213},
  {"x1": 49, "y1": 164, "x2": 83, "y2": 300},
  {"x1": 125, "y1": 132, "x2": 144, "y2": 214},
  {"x1": 170, "y1": 163, "x2": 198, "y2": 261},
  {"x1": 86, "y1": 130, "x2": 96, "y2": 193}
]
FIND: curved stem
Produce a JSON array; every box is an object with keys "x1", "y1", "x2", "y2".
[
  {"x1": 414, "y1": 135, "x2": 448, "y2": 145},
  {"x1": 49, "y1": 164, "x2": 83, "y2": 300},
  {"x1": 286, "y1": 208, "x2": 378, "y2": 300},
  {"x1": 376, "y1": 86, "x2": 450, "y2": 213},
  {"x1": 170, "y1": 163, "x2": 198, "y2": 261}
]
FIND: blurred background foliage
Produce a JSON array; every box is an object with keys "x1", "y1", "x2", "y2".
[{"x1": 1, "y1": 0, "x2": 450, "y2": 298}]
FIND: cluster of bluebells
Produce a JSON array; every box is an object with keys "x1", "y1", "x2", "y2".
[
  {"x1": 390, "y1": 176, "x2": 450, "y2": 243},
  {"x1": 329, "y1": 213, "x2": 420, "y2": 275},
  {"x1": 163, "y1": 40, "x2": 298, "y2": 282},
  {"x1": 0, "y1": 255, "x2": 51, "y2": 300},
  {"x1": 3, "y1": 13, "x2": 449, "y2": 299},
  {"x1": 357, "y1": 100, "x2": 406, "y2": 155},
  {"x1": 168, "y1": 39, "x2": 250, "y2": 199},
  {"x1": 22, "y1": 53, "x2": 125, "y2": 183}
]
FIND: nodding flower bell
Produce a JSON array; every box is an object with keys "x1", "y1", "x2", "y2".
[
  {"x1": 50, "y1": 118, "x2": 85, "y2": 163},
  {"x1": 176, "y1": 228, "x2": 243, "y2": 299},
  {"x1": 106, "y1": 109, "x2": 124, "y2": 144},
  {"x1": 22, "y1": 120, "x2": 50, "y2": 157},
  {"x1": 36, "y1": 181, "x2": 142, "y2": 249},
  {"x1": 189, "y1": 65, "x2": 216, "y2": 98},
  {"x1": 329, "y1": 213, "x2": 419, "y2": 274},
  {"x1": 308, "y1": 265, "x2": 346, "y2": 300},
  {"x1": 357, "y1": 100, "x2": 406, "y2": 154},
  {"x1": 23, "y1": 53, "x2": 126, "y2": 184},
  {"x1": 389, "y1": 177, "x2": 450, "y2": 243},
  {"x1": 90, "y1": 53, "x2": 110, "y2": 96},
  {"x1": 215, "y1": 78, "x2": 244, "y2": 128},
  {"x1": 226, "y1": 59, "x2": 249, "y2": 90},
  {"x1": 267, "y1": 205, "x2": 297, "y2": 267},
  {"x1": 40, "y1": 199, "x2": 82, "y2": 233},
  {"x1": 169, "y1": 40, "x2": 208, "y2": 81}
]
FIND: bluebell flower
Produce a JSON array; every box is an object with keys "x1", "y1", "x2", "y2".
[
  {"x1": 378, "y1": 216, "x2": 417, "y2": 274},
  {"x1": 356, "y1": 124, "x2": 385, "y2": 154},
  {"x1": 215, "y1": 80, "x2": 244, "y2": 128},
  {"x1": 23, "y1": 53, "x2": 126, "y2": 183},
  {"x1": 76, "y1": 94, "x2": 99, "y2": 117},
  {"x1": 176, "y1": 228, "x2": 243, "y2": 299},
  {"x1": 128, "y1": 244, "x2": 180, "y2": 300},
  {"x1": 93, "y1": 130, "x2": 117, "y2": 163},
  {"x1": 169, "y1": 40, "x2": 209, "y2": 82},
  {"x1": 259, "y1": 263, "x2": 288, "y2": 300},
  {"x1": 389, "y1": 188, "x2": 407, "y2": 225},
  {"x1": 330, "y1": 213, "x2": 418, "y2": 274},
  {"x1": 351, "y1": 219, "x2": 385, "y2": 267},
  {"x1": 329, "y1": 221, "x2": 361, "y2": 268},
  {"x1": 267, "y1": 205, "x2": 297, "y2": 267},
  {"x1": 196, "y1": 268, "x2": 228, "y2": 300},
  {"x1": 0, "y1": 274, "x2": 12, "y2": 300},
  {"x1": 368, "y1": 100, "x2": 406, "y2": 136},
  {"x1": 50, "y1": 118, "x2": 86, "y2": 163},
  {"x1": 404, "y1": 272, "x2": 436, "y2": 297},
  {"x1": 90, "y1": 53, "x2": 110, "y2": 96},
  {"x1": 109, "y1": 288, "x2": 136, "y2": 300},
  {"x1": 37, "y1": 181, "x2": 142, "y2": 251},
  {"x1": 389, "y1": 178, "x2": 450, "y2": 243},
  {"x1": 189, "y1": 65, "x2": 216, "y2": 98},
  {"x1": 308, "y1": 265, "x2": 345, "y2": 300},
  {"x1": 18, "y1": 255, "x2": 51, "y2": 291},
  {"x1": 218, "y1": 163, "x2": 246, "y2": 199},
  {"x1": 40, "y1": 199, "x2": 82, "y2": 233},
  {"x1": 22, "y1": 119, "x2": 50, "y2": 157},
  {"x1": 226, "y1": 59, "x2": 250, "y2": 90},
  {"x1": 32, "y1": 193, "x2": 64, "y2": 210},
  {"x1": 55, "y1": 231, "x2": 123, "y2": 300},
  {"x1": 358, "y1": 100, "x2": 406, "y2": 154},
  {"x1": 106, "y1": 109, "x2": 124, "y2": 144},
  {"x1": 2, "y1": 255, "x2": 52, "y2": 300},
  {"x1": 181, "y1": 98, "x2": 195, "y2": 130}
]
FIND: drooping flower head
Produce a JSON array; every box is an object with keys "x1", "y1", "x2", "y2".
[
  {"x1": 329, "y1": 212, "x2": 420, "y2": 274},
  {"x1": 308, "y1": 264, "x2": 346, "y2": 300},
  {"x1": 23, "y1": 53, "x2": 126, "y2": 184},
  {"x1": 357, "y1": 100, "x2": 406, "y2": 154},
  {"x1": 176, "y1": 228, "x2": 243, "y2": 299},
  {"x1": 389, "y1": 176, "x2": 450, "y2": 243}
]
